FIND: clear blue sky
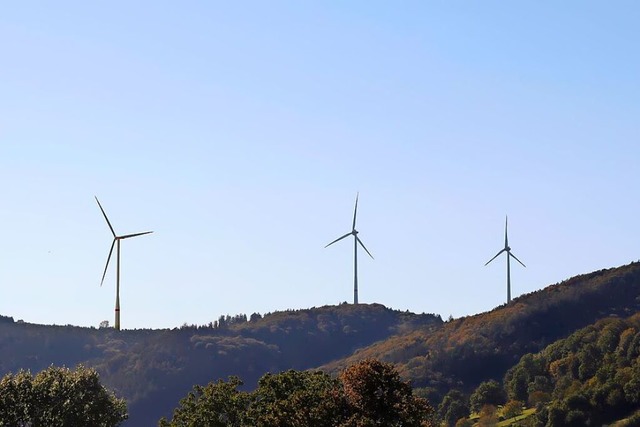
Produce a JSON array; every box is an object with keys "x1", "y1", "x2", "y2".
[{"x1": 1, "y1": 2, "x2": 639, "y2": 329}]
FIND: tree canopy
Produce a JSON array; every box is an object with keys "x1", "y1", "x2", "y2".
[
  {"x1": 0, "y1": 365, "x2": 127, "y2": 427},
  {"x1": 505, "y1": 314, "x2": 640, "y2": 426},
  {"x1": 160, "y1": 359, "x2": 435, "y2": 427}
]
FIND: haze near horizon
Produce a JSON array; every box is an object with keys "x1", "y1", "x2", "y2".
[{"x1": 1, "y1": 2, "x2": 638, "y2": 329}]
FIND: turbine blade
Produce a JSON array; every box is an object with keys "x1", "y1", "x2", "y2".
[
  {"x1": 510, "y1": 252, "x2": 526, "y2": 268},
  {"x1": 356, "y1": 236, "x2": 374, "y2": 259},
  {"x1": 484, "y1": 249, "x2": 506, "y2": 266},
  {"x1": 101, "y1": 239, "x2": 116, "y2": 286},
  {"x1": 325, "y1": 232, "x2": 352, "y2": 248},
  {"x1": 352, "y1": 192, "x2": 359, "y2": 231},
  {"x1": 95, "y1": 197, "x2": 116, "y2": 237},
  {"x1": 120, "y1": 231, "x2": 153, "y2": 239},
  {"x1": 504, "y1": 215, "x2": 509, "y2": 248}
]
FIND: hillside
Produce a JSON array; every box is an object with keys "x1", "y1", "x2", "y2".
[
  {"x1": 0, "y1": 303, "x2": 440, "y2": 425},
  {"x1": 322, "y1": 262, "x2": 640, "y2": 403},
  {"x1": 504, "y1": 313, "x2": 640, "y2": 425},
  {"x1": 2, "y1": 261, "x2": 640, "y2": 425}
]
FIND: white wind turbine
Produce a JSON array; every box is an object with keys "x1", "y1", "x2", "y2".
[
  {"x1": 325, "y1": 193, "x2": 374, "y2": 304},
  {"x1": 96, "y1": 196, "x2": 153, "y2": 330},
  {"x1": 485, "y1": 216, "x2": 526, "y2": 304}
]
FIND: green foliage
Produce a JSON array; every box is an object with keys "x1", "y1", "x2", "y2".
[
  {"x1": 161, "y1": 359, "x2": 435, "y2": 427},
  {"x1": 470, "y1": 380, "x2": 506, "y2": 413},
  {"x1": 0, "y1": 370, "x2": 31, "y2": 425},
  {"x1": 508, "y1": 314, "x2": 640, "y2": 426},
  {"x1": 501, "y1": 399, "x2": 523, "y2": 420},
  {"x1": 246, "y1": 370, "x2": 343, "y2": 426},
  {"x1": 0, "y1": 365, "x2": 127, "y2": 426},
  {"x1": 0, "y1": 303, "x2": 439, "y2": 425},
  {"x1": 438, "y1": 389, "x2": 469, "y2": 427},
  {"x1": 325, "y1": 262, "x2": 640, "y2": 406},
  {"x1": 4, "y1": 262, "x2": 640, "y2": 424},
  {"x1": 505, "y1": 366, "x2": 529, "y2": 403},
  {"x1": 158, "y1": 376, "x2": 247, "y2": 427},
  {"x1": 527, "y1": 390, "x2": 551, "y2": 407}
]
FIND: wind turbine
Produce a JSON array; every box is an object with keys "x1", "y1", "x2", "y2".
[
  {"x1": 325, "y1": 193, "x2": 374, "y2": 304},
  {"x1": 484, "y1": 216, "x2": 526, "y2": 304},
  {"x1": 96, "y1": 196, "x2": 153, "y2": 331}
]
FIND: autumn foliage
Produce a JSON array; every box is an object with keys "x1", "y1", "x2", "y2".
[{"x1": 160, "y1": 359, "x2": 435, "y2": 426}]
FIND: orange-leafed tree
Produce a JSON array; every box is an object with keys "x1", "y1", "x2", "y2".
[{"x1": 340, "y1": 359, "x2": 435, "y2": 427}]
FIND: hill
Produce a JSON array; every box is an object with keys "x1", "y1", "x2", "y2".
[
  {"x1": 0, "y1": 303, "x2": 440, "y2": 425},
  {"x1": 3, "y1": 261, "x2": 640, "y2": 425},
  {"x1": 504, "y1": 313, "x2": 640, "y2": 425},
  {"x1": 321, "y1": 262, "x2": 640, "y2": 403}
]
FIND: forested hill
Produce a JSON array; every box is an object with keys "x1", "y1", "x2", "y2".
[
  {"x1": 0, "y1": 303, "x2": 441, "y2": 426},
  {"x1": 3, "y1": 262, "x2": 640, "y2": 425},
  {"x1": 322, "y1": 262, "x2": 640, "y2": 403}
]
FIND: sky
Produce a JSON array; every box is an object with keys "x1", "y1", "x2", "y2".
[{"x1": 1, "y1": 2, "x2": 639, "y2": 329}]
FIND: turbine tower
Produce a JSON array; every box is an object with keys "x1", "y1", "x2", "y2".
[
  {"x1": 325, "y1": 193, "x2": 374, "y2": 304},
  {"x1": 96, "y1": 197, "x2": 152, "y2": 331},
  {"x1": 484, "y1": 216, "x2": 526, "y2": 304}
]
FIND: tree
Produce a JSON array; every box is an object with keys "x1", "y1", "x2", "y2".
[
  {"x1": 476, "y1": 405, "x2": 498, "y2": 427},
  {"x1": 0, "y1": 370, "x2": 31, "y2": 425},
  {"x1": 159, "y1": 376, "x2": 248, "y2": 427},
  {"x1": 528, "y1": 390, "x2": 551, "y2": 407},
  {"x1": 577, "y1": 344, "x2": 600, "y2": 381},
  {"x1": 501, "y1": 399, "x2": 523, "y2": 420},
  {"x1": 245, "y1": 370, "x2": 345, "y2": 427},
  {"x1": 624, "y1": 368, "x2": 640, "y2": 404},
  {"x1": 504, "y1": 366, "x2": 529, "y2": 402},
  {"x1": 528, "y1": 375, "x2": 552, "y2": 395},
  {"x1": 469, "y1": 380, "x2": 506, "y2": 413},
  {"x1": 161, "y1": 359, "x2": 435, "y2": 427},
  {"x1": 0, "y1": 365, "x2": 127, "y2": 427},
  {"x1": 544, "y1": 403, "x2": 568, "y2": 427},
  {"x1": 438, "y1": 389, "x2": 469, "y2": 427},
  {"x1": 339, "y1": 359, "x2": 434, "y2": 427}
]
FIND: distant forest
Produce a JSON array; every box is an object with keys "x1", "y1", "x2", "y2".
[{"x1": 1, "y1": 262, "x2": 640, "y2": 425}]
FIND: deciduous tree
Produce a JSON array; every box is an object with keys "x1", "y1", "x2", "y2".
[
  {"x1": 438, "y1": 389, "x2": 469, "y2": 427},
  {"x1": 0, "y1": 365, "x2": 127, "y2": 427},
  {"x1": 340, "y1": 359, "x2": 434, "y2": 427},
  {"x1": 470, "y1": 380, "x2": 506, "y2": 413},
  {"x1": 245, "y1": 370, "x2": 345, "y2": 427},
  {"x1": 159, "y1": 376, "x2": 247, "y2": 427},
  {"x1": 161, "y1": 359, "x2": 435, "y2": 427},
  {"x1": 501, "y1": 399, "x2": 523, "y2": 420}
]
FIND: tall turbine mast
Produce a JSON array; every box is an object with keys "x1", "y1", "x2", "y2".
[
  {"x1": 325, "y1": 193, "x2": 374, "y2": 304},
  {"x1": 96, "y1": 197, "x2": 153, "y2": 330},
  {"x1": 484, "y1": 216, "x2": 526, "y2": 304}
]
